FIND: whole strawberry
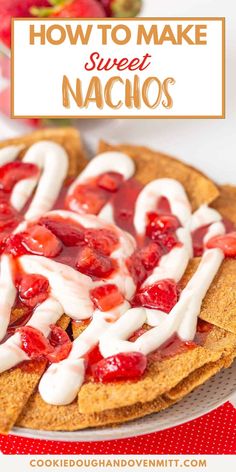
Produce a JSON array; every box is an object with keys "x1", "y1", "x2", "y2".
[
  {"x1": 0, "y1": 0, "x2": 49, "y2": 47},
  {"x1": 31, "y1": 0, "x2": 106, "y2": 18},
  {"x1": 100, "y1": 0, "x2": 142, "y2": 17}
]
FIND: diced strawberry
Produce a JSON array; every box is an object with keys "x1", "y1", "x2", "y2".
[
  {"x1": 21, "y1": 225, "x2": 62, "y2": 257},
  {"x1": 46, "y1": 325, "x2": 72, "y2": 363},
  {"x1": 139, "y1": 242, "x2": 163, "y2": 270},
  {"x1": 0, "y1": 161, "x2": 39, "y2": 193},
  {"x1": 90, "y1": 284, "x2": 124, "y2": 311},
  {"x1": 92, "y1": 352, "x2": 147, "y2": 382},
  {"x1": 97, "y1": 172, "x2": 124, "y2": 192},
  {"x1": 3, "y1": 233, "x2": 28, "y2": 256},
  {"x1": 86, "y1": 345, "x2": 104, "y2": 375},
  {"x1": 40, "y1": 218, "x2": 85, "y2": 247},
  {"x1": 85, "y1": 228, "x2": 119, "y2": 255},
  {"x1": 127, "y1": 243, "x2": 163, "y2": 287},
  {"x1": 18, "y1": 326, "x2": 53, "y2": 359},
  {"x1": 133, "y1": 279, "x2": 179, "y2": 313},
  {"x1": 146, "y1": 212, "x2": 180, "y2": 240},
  {"x1": 206, "y1": 232, "x2": 236, "y2": 257},
  {"x1": 67, "y1": 185, "x2": 107, "y2": 215},
  {"x1": 17, "y1": 274, "x2": 49, "y2": 308},
  {"x1": 76, "y1": 246, "x2": 116, "y2": 278},
  {"x1": 157, "y1": 232, "x2": 179, "y2": 252}
]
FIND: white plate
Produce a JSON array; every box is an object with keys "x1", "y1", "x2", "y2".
[{"x1": 12, "y1": 361, "x2": 236, "y2": 441}]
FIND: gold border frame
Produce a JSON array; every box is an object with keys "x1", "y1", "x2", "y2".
[{"x1": 11, "y1": 17, "x2": 226, "y2": 119}]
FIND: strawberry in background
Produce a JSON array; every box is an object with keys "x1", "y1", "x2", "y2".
[
  {"x1": 100, "y1": 0, "x2": 142, "y2": 17},
  {"x1": 0, "y1": 0, "x2": 50, "y2": 48},
  {"x1": 0, "y1": 0, "x2": 142, "y2": 48}
]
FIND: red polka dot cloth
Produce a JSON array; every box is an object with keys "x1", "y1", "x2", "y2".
[{"x1": 0, "y1": 402, "x2": 235, "y2": 455}]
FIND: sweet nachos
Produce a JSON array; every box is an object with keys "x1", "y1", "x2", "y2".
[{"x1": 0, "y1": 128, "x2": 235, "y2": 435}]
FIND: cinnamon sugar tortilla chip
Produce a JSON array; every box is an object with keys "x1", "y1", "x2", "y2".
[
  {"x1": 212, "y1": 185, "x2": 236, "y2": 225},
  {"x1": 0, "y1": 127, "x2": 87, "y2": 178},
  {"x1": 78, "y1": 325, "x2": 236, "y2": 415},
  {"x1": 98, "y1": 141, "x2": 219, "y2": 210},
  {"x1": 181, "y1": 259, "x2": 236, "y2": 335},
  {"x1": 16, "y1": 352, "x2": 235, "y2": 431},
  {"x1": 0, "y1": 315, "x2": 70, "y2": 434},
  {"x1": 165, "y1": 352, "x2": 235, "y2": 401}
]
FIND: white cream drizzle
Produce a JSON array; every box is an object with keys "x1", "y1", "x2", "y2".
[
  {"x1": 0, "y1": 146, "x2": 227, "y2": 406},
  {"x1": 11, "y1": 141, "x2": 68, "y2": 220},
  {"x1": 0, "y1": 145, "x2": 25, "y2": 166}
]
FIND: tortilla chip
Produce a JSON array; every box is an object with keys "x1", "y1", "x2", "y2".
[
  {"x1": 78, "y1": 323, "x2": 236, "y2": 415},
  {"x1": 98, "y1": 141, "x2": 219, "y2": 210},
  {"x1": 181, "y1": 258, "x2": 236, "y2": 335},
  {"x1": 165, "y1": 352, "x2": 235, "y2": 401},
  {"x1": 0, "y1": 315, "x2": 70, "y2": 434},
  {"x1": 212, "y1": 185, "x2": 236, "y2": 225},
  {"x1": 0, "y1": 127, "x2": 87, "y2": 178},
  {"x1": 17, "y1": 351, "x2": 235, "y2": 431}
]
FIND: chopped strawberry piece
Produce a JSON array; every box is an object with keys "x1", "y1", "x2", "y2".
[
  {"x1": 76, "y1": 246, "x2": 116, "y2": 278},
  {"x1": 0, "y1": 161, "x2": 39, "y2": 192},
  {"x1": 90, "y1": 284, "x2": 124, "y2": 311},
  {"x1": 97, "y1": 172, "x2": 124, "y2": 192},
  {"x1": 3, "y1": 233, "x2": 28, "y2": 256},
  {"x1": 127, "y1": 243, "x2": 163, "y2": 287},
  {"x1": 157, "y1": 232, "x2": 179, "y2": 252},
  {"x1": 86, "y1": 345, "x2": 104, "y2": 374},
  {"x1": 85, "y1": 228, "x2": 119, "y2": 255},
  {"x1": 146, "y1": 212, "x2": 180, "y2": 240},
  {"x1": 133, "y1": 279, "x2": 179, "y2": 313},
  {"x1": 139, "y1": 242, "x2": 163, "y2": 270},
  {"x1": 46, "y1": 325, "x2": 72, "y2": 363},
  {"x1": 18, "y1": 326, "x2": 53, "y2": 359},
  {"x1": 67, "y1": 185, "x2": 107, "y2": 215},
  {"x1": 206, "y1": 232, "x2": 236, "y2": 257},
  {"x1": 92, "y1": 352, "x2": 147, "y2": 382},
  {"x1": 17, "y1": 274, "x2": 49, "y2": 308},
  {"x1": 21, "y1": 225, "x2": 62, "y2": 257},
  {"x1": 40, "y1": 218, "x2": 85, "y2": 247}
]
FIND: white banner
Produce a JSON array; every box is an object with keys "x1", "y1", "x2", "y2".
[
  {"x1": 0, "y1": 454, "x2": 235, "y2": 472},
  {"x1": 12, "y1": 18, "x2": 225, "y2": 119}
]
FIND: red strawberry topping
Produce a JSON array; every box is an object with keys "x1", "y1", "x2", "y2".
[
  {"x1": 40, "y1": 217, "x2": 85, "y2": 247},
  {"x1": 92, "y1": 351, "x2": 147, "y2": 382},
  {"x1": 47, "y1": 325, "x2": 72, "y2": 363},
  {"x1": 127, "y1": 243, "x2": 163, "y2": 287},
  {"x1": 97, "y1": 172, "x2": 124, "y2": 192},
  {"x1": 206, "y1": 232, "x2": 236, "y2": 257},
  {"x1": 17, "y1": 274, "x2": 49, "y2": 308},
  {"x1": 18, "y1": 326, "x2": 53, "y2": 359},
  {"x1": 76, "y1": 246, "x2": 116, "y2": 279},
  {"x1": 67, "y1": 185, "x2": 107, "y2": 215},
  {"x1": 0, "y1": 161, "x2": 39, "y2": 193},
  {"x1": 133, "y1": 279, "x2": 179, "y2": 313},
  {"x1": 146, "y1": 212, "x2": 180, "y2": 240},
  {"x1": 20, "y1": 225, "x2": 62, "y2": 258},
  {"x1": 90, "y1": 284, "x2": 124, "y2": 311},
  {"x1": 18, "y1": 324, "x2": 71, "y2": 363},
  {"x1": 85, "y1": 228, "x2": 119, "y2": 255}
]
